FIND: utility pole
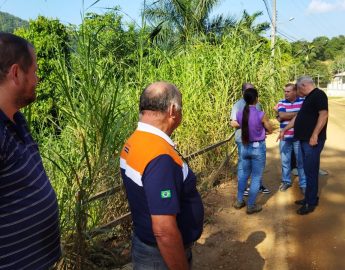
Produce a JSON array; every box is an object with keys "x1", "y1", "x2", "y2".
[{"x1": 271, "y1": 0, "x2": 277, "y2": 57}]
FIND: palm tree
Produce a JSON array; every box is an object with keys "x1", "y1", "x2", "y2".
[
  {"x1": 236, "y1": 10, "x2": 270, "y2": 36},
  {"x1": 295, "y1": 43, "x2": 316, "y2": 68},
  {"x1": 144, "y1": 0, "x2": 235, "y2": 44}
]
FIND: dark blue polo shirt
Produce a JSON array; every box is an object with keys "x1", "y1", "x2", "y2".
[
  {"x1": 0, "y1": 110, "x2": 61, "y2": 269},
  {"x1": 120, "y1": 123, "x2": 204, "y2": 246}
]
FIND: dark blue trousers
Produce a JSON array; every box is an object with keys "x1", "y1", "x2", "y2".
[{"x1": 300, "y1": 140, "x2": 325, "y2": 206}]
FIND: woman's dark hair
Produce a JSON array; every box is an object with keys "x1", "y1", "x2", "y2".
[{"x1": 241, "y1": 88, "x2": 258, "y2": 145}]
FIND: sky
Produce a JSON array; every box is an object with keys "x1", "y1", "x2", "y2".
[{"x1": 0, "y1": 0, "x2": 344, "y2": 42}]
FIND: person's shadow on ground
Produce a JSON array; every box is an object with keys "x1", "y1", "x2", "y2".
[{"x1": 194, "y1": 230, "x2": 266, "y2": 270}]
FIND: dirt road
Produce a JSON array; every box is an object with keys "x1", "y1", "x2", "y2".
[{"x1": 193, "y1": 99, "x2": 345, "y2": 270}]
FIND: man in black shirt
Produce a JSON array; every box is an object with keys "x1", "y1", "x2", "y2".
[{"x1": 279, "y1": 76, "x2": 328, "y2": 215}]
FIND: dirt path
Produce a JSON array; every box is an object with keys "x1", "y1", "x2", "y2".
[{"x1": 193, "y1": 99, "x2": 345, "y2": 270}]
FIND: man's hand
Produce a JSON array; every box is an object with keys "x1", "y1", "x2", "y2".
[
  {"x1": 277, "y1": 115, "x2": 296, "y2": 143},
  {"x1": 309, "y1": 134, "x2": 318, "y2": 146},
  {"x1": 273, "y1": 104, "x2": 279, "y2": 112},
  {"x1": 309, "y1": 110, "x2": 328, "y2": 146},
  {"x1": 279, "y1": 111, "x2": 297, "y2": 121},
  {"x1": 152, "y1": 215, "x2": 189, "y2": 270},
  {"x1": 276, "y1": 130, "x2": 285, "y2": 142},
  {"x1": 230, "y1": 120, "x2": 240, "y2": 129}
]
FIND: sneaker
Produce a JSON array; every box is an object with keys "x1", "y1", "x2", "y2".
[
  {"x1": 319, "y1": 169, "x2": 328, "y2": 176},
  {"x1": 259, "y1": 185, "x2": 270, "y2": 194},
  {"x1": 300, "y1": 187, "x2": 306, "y2": 195},
  {"x1": 246, "y1": 204, "x2": 262, "y2": 214},
  {"x1": 295, "y1": 198, "x2": 319, "y2": 206},
  {"x1": 233, "y1": 200, "x2": 246, "y2": 209},
  {"x1": 291, "y1": 168, "x2": 298, "y2": 176},
  {"x1": 295, "y1": 199, "x2": 306, "y2": 205},
  {"x1": 243, "y1": 187, "x2": 250, "y2": 196},
  {"x1": 297, "y1": 204, "x2": 316, "y2": 215},
  {"x1": 279, "y1": 182, "x2": 292, "y2": 192}
]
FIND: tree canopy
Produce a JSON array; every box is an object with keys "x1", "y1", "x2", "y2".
[
  {"x1": 0, "y1": 11, "x2": 28, "y2": 32},
  {"x1": 144, "y1": 0, "x2": 236, "y2": 44}
]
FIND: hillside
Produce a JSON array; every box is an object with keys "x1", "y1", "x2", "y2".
[{"x1": 0, "y1": 11, "x2": 28, "y2": 33}]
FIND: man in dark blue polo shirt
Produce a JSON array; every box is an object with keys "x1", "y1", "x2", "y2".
[
  {"x1": 120, "y1": 82, "x2": 204, "y2": 269},
  {"x1": 0, "y1": 33, "x2": 61, "y2": 269}
]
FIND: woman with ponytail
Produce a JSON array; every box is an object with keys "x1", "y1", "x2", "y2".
[{"x1": 233, "y1": 88, "x2": 273, "y2": 214}]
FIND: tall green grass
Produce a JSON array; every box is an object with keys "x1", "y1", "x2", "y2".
[
  {"x1": 137, "y1": 32, "x2": 283, "y2": 174},
  {"x1": 35, "y1": 24, "x2": 287, "y2": 268},
  {"x1": 38, "y1": 25, "x2": 136, "y2": 268}
]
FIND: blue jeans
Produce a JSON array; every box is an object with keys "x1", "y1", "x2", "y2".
[
  {"x1": 300, "y1": 140, "x2": 325, "y2": 206},
  {"x1": 236, "y1": 141, "x2": 244, "y2": 181},
  {"x1": 237, "y1": 141, "x2": 266, "y2": 207},
  {"x1": 279, "y1": 140, "x2": 306, "y2": 187},
  {"x1": 132, "y1": 234, "x2": 192, "y2": 270},
  {"x1": 236, "y1": 141, "x2": 263, "y2": 187}
]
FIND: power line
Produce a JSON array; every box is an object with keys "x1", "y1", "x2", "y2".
[
  {"x1": 289, "y1": 0, "x2": 338, "y2": 40},
  {"x1": 277, "y1": 29, "x2": 298, "y2": 42},
  {"x1": 262, "y1": 0, "x2": 273, "y2": 23},
  {"x1": 278, "y1": 19, "x2": 304, "y2": 41}
]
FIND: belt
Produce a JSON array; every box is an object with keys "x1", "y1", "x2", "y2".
[
  {"x1": 142, "y1": 240, "x2": 157, "y2": 247},
  {"x1": 184, "y1": 242, "x2": 194, "y2": 249},
  {"x1": 143, "y1": 239, "x2": 194, "y2": 249},
  {"x1": 250, "y1": 140, "x2": 265, "y2": 143}
]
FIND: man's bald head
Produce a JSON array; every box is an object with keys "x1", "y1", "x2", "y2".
[
  {"x1": 296, "y1": 76, "x2": 315, "y2": 97},
  {"x1": 139, "y1": 81, "x2": 182, "y2": 113},
  {"x1": 242, "y1": 83, "x2": 254, "y2": 92}
]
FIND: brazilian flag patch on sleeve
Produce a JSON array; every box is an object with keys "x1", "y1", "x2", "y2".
[{"x1": 161, "y1": 190, "x2": 171, "y2": 199}]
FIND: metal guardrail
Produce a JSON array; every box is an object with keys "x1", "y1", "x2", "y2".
[
  {"x1": 87, "y1": 180, "x2": 121, "y2": 203},
  {"x1": 87, "y1": 132, "x2": 236, "y2": 204},
  {"x1": 89, "y1": 213, "x2": 132, "y2": 237},
  {"x1": 88, "y1": 131, "x2": 236, "y2": 237},
  {"x1": 185, "y1": 132, "x2": 235, "y2": 161}
]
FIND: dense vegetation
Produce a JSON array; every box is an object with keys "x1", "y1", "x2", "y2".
[
  {"x1": 290, "y1": 35, "x2": 345, "y2": 86},
  {"x1": 0, "y1": 11, "x2": 28, "y2": 32},
  {"x1": 1, "y1": 0, "x2": 344, "y2": 268}
]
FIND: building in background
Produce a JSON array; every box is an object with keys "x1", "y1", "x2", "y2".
[{"x1": 327, "y1": 72, "x2": 345, "y2": 97}]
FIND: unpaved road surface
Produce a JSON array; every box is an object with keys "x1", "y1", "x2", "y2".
[{"x1": 193, "y1": 99, "x2": 345, "y2": 270}]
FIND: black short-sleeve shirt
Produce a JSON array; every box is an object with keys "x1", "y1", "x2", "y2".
[{"x1": 294, "y1": 88, "x2": 328, "y2": 141}]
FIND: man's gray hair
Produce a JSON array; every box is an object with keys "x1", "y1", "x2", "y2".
[
  {"x1": 296, "y1": 76, "x2": 314, "y2": 88},
  {"x1": 139, "y1": 81, "x2": 182, "y2": 113}
]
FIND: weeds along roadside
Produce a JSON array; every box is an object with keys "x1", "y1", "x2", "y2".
[{"x1": 31, "y1": 28, "x2": 285, "y2": 268}]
